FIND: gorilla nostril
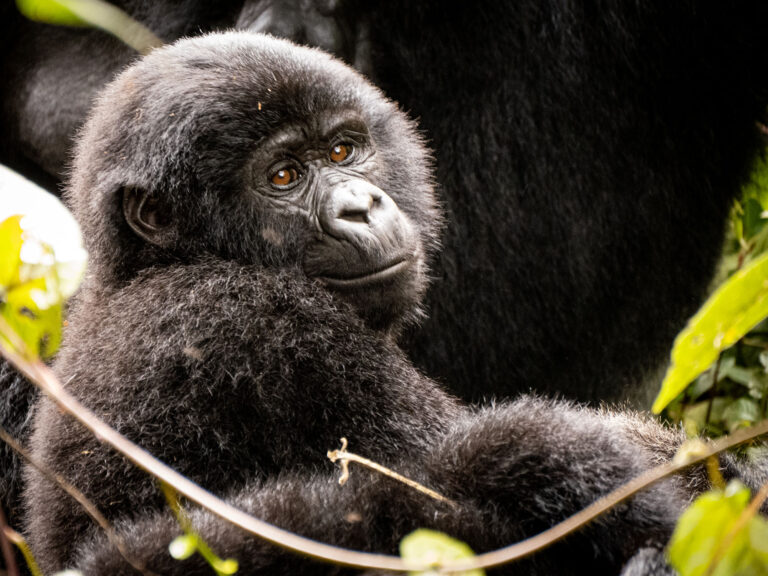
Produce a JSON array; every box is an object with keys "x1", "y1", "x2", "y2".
[
  {"x1": 339, "y1": 210, "x2": 368, "y2": 224},
  {"x1": 334, "y1": 190, "x2": 374, "y2": 224}
]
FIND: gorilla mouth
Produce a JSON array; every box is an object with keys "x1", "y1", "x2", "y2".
[{"x1": 318, "y1": 258, "x2": 412, "y2": 289}]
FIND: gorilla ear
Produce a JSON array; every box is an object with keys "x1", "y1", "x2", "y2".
[{"x1": 122, "y1": 187, "x2": 174, "y2": 247}]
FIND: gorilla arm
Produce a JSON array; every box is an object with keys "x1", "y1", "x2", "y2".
[
  {"x1": 68, "y1": 399, "x2": 760, "y2": 576},
  {"x1": 24, "y1": 260, "x2": 461, "y2": 573}
]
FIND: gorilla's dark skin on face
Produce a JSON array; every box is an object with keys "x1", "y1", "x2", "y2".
[{"x1": 21, "y1": 33, "x2": 768, "y2": 576}]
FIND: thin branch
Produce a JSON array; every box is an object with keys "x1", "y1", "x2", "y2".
[
  {"x1": 161, "y1": 483, "x2": 238, "y2": 576},
  {"x1": 2, "y1": 316, "x2": 768, "y2": 573},
  {"x1": 327, "y1": 438, "x2": 457, "y2": 507},
  {"x1": 0, "y1": 427, "x2": 156, "y2": 576},
  {"x1": 0, "y1": 505, "x2": 19, "y2": 576},
  {"x1": 741, "y1": 337, "x2": 768, "y2": 349}
]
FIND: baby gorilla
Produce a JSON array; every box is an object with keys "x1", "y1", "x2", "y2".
[{"x1": 21, "y1": 33, "x2": 767, "y2": 575}]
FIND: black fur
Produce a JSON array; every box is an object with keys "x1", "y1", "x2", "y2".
[
  {"x1": 20, "y1": 33, "x2": 768, "y2": 576},
  {"x1": 68, "y1": 403, "x2": 696, "y2": 576},
  {"x1": 0, "y1": 360, "x2": 35, "y2": 525},
  {"x1": 48, "y1": 401, "x2": 768, "y2": 576},
  {"x1": 3, "y1": 2, "x2": 768, "y2": 405}
]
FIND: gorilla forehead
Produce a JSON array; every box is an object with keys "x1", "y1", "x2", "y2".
[
  {"x1": 102, "y1": 32, "x2": 387, "y2": 155},
  {"x1": 75, "y1": 31, "x2": 420, "y2": 203}
]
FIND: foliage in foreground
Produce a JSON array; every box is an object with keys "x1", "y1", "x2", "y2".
[
  {"x1": 400, "y1": 530, "x2": 484, "y2": 576},
  {"x1": 668, "y1": 481, "x2": 768, "y2": 576},
  {"x1": 0, "y1": 215, "x2": 69, "y2": 359},
  {"x1": 654, "y1": 149, "x2": 768, "y2": 433},
  {"x1": 653, "y1": 148, "x2": 768, "y2": 575}
]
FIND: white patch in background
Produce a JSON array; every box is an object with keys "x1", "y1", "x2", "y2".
[{"x1": 0, "y1": 164, "x2": 87, "y2": 298}]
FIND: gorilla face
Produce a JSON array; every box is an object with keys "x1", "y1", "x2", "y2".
[
  {"x1": 71, "y1": 32, "x2": 440, "y2": 332},
  {"x1": 245, "y1": 109, "x2": 424, "y2": 328}
]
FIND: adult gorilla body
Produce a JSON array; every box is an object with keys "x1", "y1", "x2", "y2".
[
  {"x1": 22, "y1": 33, "x2": 768, "y2": 576},
  {"x1": 3, "y1": 2, "x2": 768, "y2": 405}
]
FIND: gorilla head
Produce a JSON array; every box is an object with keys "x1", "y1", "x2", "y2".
[{"x1": 68, "y1": 32, "x2": 440, "y2": 331}]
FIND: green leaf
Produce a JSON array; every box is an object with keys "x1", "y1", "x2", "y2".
[
  {"x1": 15, "y1": 0, "x2": 88, "y2": 26},
  {"x1": 0, "y1": 206, "x2": 86, "y2": 359},
  {"x1": 15, "y1": 0, "x2": 162, "y2": 55},
  {"x1": 400, "y1": 529, "x2": 484, "y2": 576},
  {"x1": 721, "y1": 398, "x2": 761, "y2": 431},
  {"x1": 742, "y1": 150, "x2": 768, "y2": 210},
  {"x1": 210, "y1": 558, "x2": 239, "y2": 575},
  {"x1": 668, "y1": 481, "x2": 768, "y2": 576},
  {"x1": 743, "y1": 198, "x2": 766, "y2": 240},
  {"x1": 0, "y1": 215, "x2": 24, "y2": 289},
  {"x1": 718, "y1": 361, "x2": 756, "y2": 387},
  {"x1": 1, "y1": 278, "x2": 63, "y2": 358},
  {"x1": 731, "y1": 200, "x2": 745, "y2": 245},
  {"x1": 668, "y1": 481, "x2": 750, "y2": 576},
  {"x1": 750, "y1": 517, "x2": 768, "y2": 564},
  {"x1": 751, "y1": 224, "x2": 768, "y2": 262},
  {"x1": 168, "y1": 534, "x2": 198, "y2": 560},
  {"x1": 653, "y1": 251, "x2": 768, "y2": 413}
]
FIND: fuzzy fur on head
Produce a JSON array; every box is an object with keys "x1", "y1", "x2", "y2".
[{"x1": 67, "y1": 32, "x2": 440, "y2": 330}]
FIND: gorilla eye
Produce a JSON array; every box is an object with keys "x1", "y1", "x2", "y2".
[
  {"x1": 270, "y1": 166, "x2": 301, "y2": 188},
  {"x1": 329, "y1": 143, "x2": 353, "y2": 163}
]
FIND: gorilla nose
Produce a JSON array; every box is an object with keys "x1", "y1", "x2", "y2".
[{"x1": 320, "y1": 181, "x2": 399, "y2": 239}]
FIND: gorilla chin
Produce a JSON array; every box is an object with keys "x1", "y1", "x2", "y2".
[
  {"x1": 314, "y1": 254, "x2": 425, "y2": 332},
  {"x1": 302, "y1": 181, "x2": 425, "y2": 329},
  {"x1": 317, "y1": 257, "x2": 414, "y2": 289}
]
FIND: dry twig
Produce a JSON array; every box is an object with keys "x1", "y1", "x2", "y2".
[{"x1": 328, "y1": 437, "x2": 457, "y2": 507}]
